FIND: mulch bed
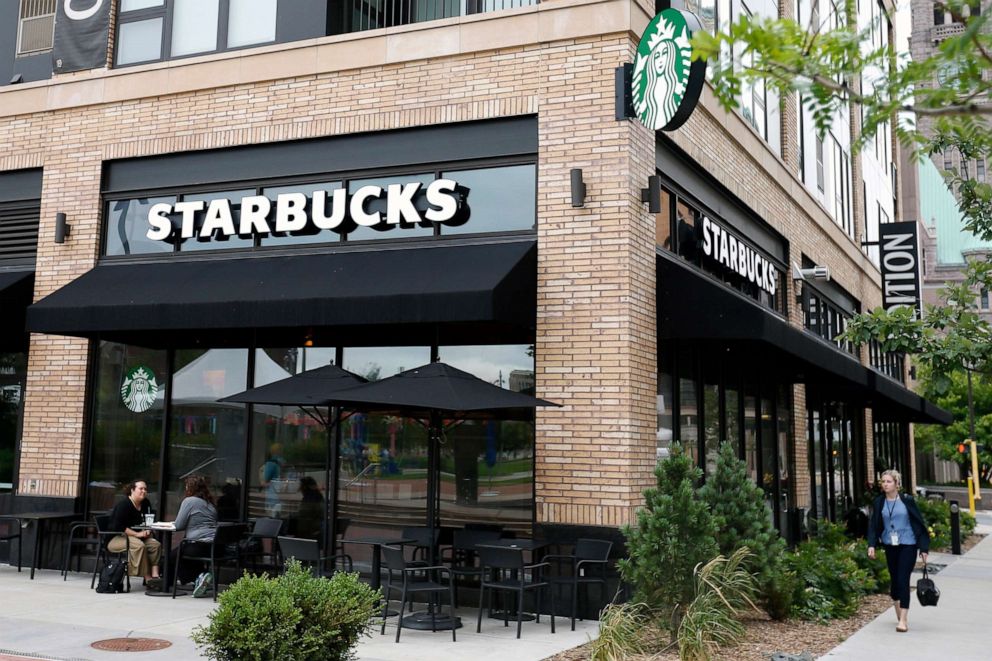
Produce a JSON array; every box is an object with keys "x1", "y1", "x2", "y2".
[{"x1": 543, "y1": 533, "x2": 987, "y2": 661}]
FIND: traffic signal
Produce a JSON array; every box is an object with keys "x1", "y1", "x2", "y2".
[{"x1": 958, "y1": 442, "x2": 968, "y2": 454}]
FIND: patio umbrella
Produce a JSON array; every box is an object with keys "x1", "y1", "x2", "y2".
[
  {"x1": 219, "y1": 364, "x2": 368, "y2": 555},
  {"x1": 325, "y1": 361, "x2": 560, "y2": 565}
]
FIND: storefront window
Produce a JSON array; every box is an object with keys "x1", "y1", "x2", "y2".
[
  {"x1": 104, "y1": 197, "x2": 177, "y2": 256},
  {"x1": 164, "y1": 348, "x2": 248, "y2": 518},
  {"x1": 809, "y1": 408, "x2": 824, "y2": 520},
  {"x1": 441, "y1": 165, "x2": 536, "y2": 235},
  {"x1": 744, "y1": 392, "x2": 758, "y2": 485},
  {"x1": 703, "y1": 363, "x2": 720, "y2": 475},
  {"x1": 725, "y1": 386, "x2": 740, "y2": 448},
  {"x1": 761, "y1": 394, "x2": 776, "y2": 521},
  {"x1": 438, "y1": 345, "x2": 535, "y2": 533},
  {"x1": 248, "y1": 347, "x2": 334, "y2": 533},
  {"x1": 345, "y1": 174, "x2": 436, "y2": 243},
  {"x1": 0, "y1": 353, "x2": 27, "y2": 492},
  {"x1": 657, "y1": 351, "x2": 675, "y2": 464},
  {"x1": 656, "y1": 187, "x2": 673, "y2": 250},
  {"x1": 260, "y1": 183, "x2": 343, "y2": 247},
  {"x1": 179, "y1": 189, "x2": 256, "y2": 252},
  {"x1": 776, "y1": 386, "x2": 792, "y2": 530},
  {"x1": 88, "y1": 342, "x2": 169, "y2": 514},
  {"x1": 678, "y1": 348, "x2": 698, "y2": 465},
  {"x1": 675, "y1": 200, "x2": 699, "y2": 263}
]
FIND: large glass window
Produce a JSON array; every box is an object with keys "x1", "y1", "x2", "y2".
[
  {"x1": 179, "y1": 189, "x2": 255, "y2": 252},
  {"x1": 703, "y1": 362, "x2": 720, "y2": 476},
  {"x1": 260, "y1": 182, "x2": 343, "y2": 248},
  {"x1": 164, "y1": 349, "x2": 248, "y2": 518},
  {"x1": 104, "y1": 197, "x2": 177, "y2": 256},
  {"x1": 0, "y1": 353, "x2": 27, "y2": 492},
  {"x1": 171, "y1": 0, "x2": 219, "y2": 57},
  {"x1": 440, "y1": 164, "x2": 536, "y2": 235},
  {"x1": 87, "y1": 342, "x2": 169, "y2": 514},
  {"x1": 345, "y1": 174, "x2": 435, "y2": 243},
  {"x1": 228, "y1": 0, "x2": 278, "y2": 48},
  {"x1": 657, "y1": 350, "x2": 675, "y2": 463},
  {"x1": 116, "y1": 18, "x2": 164, "y2": 65}
]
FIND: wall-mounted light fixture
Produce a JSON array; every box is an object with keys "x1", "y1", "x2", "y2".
[
  {"x1": 641, "y1": 175, "x2": 662, "y2": 214},
  {"x1": 570, "y1": 168, "x2": 586, "y2": 208},
  {"x1": 303, "y1": 329, "x2": 314, "y2": 348},
  {"x1": 791, "y1": 262, "x2": 830, "y2": 283},
  {"x1": 54, "y1": 212, "x2": 70, "y2": 244}
]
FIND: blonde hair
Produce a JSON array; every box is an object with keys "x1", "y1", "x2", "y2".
[{"x1": 881, "y1": 469, "x2": 902, "y2": 489}]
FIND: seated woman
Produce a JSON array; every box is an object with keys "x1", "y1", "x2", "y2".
[
  {"x1": 169, "y1": 474, "x2": 218, "y2": 595},
  {"x1": 107, "y1": 480, "x2": 162, "y2": 588}
]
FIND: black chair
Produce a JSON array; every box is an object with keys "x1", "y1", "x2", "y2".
[
  {"x1": 241, "y1": 517, "x2": 283, "y2": 570},
  {"x1": 0, "y1": 516, "x2": 22, "y2": 572},
  {"x1": 62, "y1": 520, "x2": 99, "y2": 580},
  {"x1": 477, "y1": 546, "x2": 555, "y2": 639},
  {"x1": 89, "y1": 514, "x2": 130, "y2": 592},
  {"x1": 380, "y1": 545, "x2": 455, "y2": 643},
  {"x1": 172, "y1": 523, "x2": 247, "y2": 601},
  {"x1": 441, "y1": 528, "x2": 501, "y2": 607},
  {"x1": 545, "y1": 538, "x2": 613, "y2": 630},
  {"x1": 401, "y1": 526, "x2": 440, "y2": 565},
  {"x1": 277, "y1": 535, "x2": 353, "y2": 577}
]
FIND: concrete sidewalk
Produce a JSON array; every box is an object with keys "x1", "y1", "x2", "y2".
[
  {"x1": 822, "y1": 511, "x2": 992, "y2": 660},
  {"x1": 0, "y1": 566, "x2": 596, "y2": 661}
]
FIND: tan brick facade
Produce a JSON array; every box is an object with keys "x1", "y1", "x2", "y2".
[{"x1": 0, "y1": 0, "x2": 901, "y2": 528}]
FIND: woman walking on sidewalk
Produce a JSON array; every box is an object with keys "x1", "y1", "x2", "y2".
[{"x1": 867, "y1": 469, "x2": 930, "y2": 633}]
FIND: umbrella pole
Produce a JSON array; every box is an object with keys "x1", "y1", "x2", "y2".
[
  {"x1": 326, "y1": 408, "x2": 341, "y2": 566},
  {"x1": 427, "y1": 410, "x2": 440, "y2": 566}
]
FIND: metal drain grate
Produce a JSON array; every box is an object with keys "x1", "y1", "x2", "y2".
[{"x1": 90, "y1": 638, "x2": 172, "y2": 652}]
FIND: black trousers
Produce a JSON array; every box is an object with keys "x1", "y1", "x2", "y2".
[
  {"x1": 169, "y1": 541, "x2": 212, "y2": 585},
  {"x1": 883, "y1": 543, "x2": 918, "y2": 609}
]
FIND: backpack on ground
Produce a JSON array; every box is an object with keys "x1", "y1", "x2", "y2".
[{"x1": 95, "y1": 559, "x2": 127, "y2": 593}]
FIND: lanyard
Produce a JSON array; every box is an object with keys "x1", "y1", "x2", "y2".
[{"x1": 884, "y1": 498, "x2": 898, "y2": 529}]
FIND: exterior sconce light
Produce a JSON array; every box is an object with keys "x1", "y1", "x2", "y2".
[
  {"x1": 791, "y1": 262, "x2": 830, "y2": 283},
  {"x1": 54, "y1": 212, "x2": 70, "y2": 244},
  {"x1": 641, "y1": 175, "x2": 661, "y2": 214},
  {"x1": 570, "y1": 169, "x2": 586, "y2": 208}
]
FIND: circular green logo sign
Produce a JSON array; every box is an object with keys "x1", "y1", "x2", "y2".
[
  {"x1": 121, "y1": 365, "x2": 159, "y2": 413},
  {"x1": 633, "y1": 9, "x2": 706, "y2": 131}
]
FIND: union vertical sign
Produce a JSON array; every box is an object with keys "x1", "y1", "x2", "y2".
[{"x1": 878, "y1": 222, "x2": 922, "y2": 313}]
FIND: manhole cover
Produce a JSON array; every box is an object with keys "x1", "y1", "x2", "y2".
[{"x1": 90, "y1": 639, "x2": 172, "y2": 652}]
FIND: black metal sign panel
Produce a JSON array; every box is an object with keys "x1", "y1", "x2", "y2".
[
  {"x1": 879, "y1": 221, "x2": 922, "y2": 313},
  {"x1": 52, "y1": 0, "x2": 112, "y2": 74}
]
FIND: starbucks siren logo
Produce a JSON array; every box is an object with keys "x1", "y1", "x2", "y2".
[
  {"x1": 632, "y1": 9, "x2": 706, "y2": 131},
  {"x1": 121, "y1": 366, "x2": 159, "y2": 413}
]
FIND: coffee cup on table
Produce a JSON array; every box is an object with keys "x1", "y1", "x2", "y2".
[{"x1": 144, "y1": 514, "x2": 155, "y2": 526}]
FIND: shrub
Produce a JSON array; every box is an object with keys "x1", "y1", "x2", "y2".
[
  {"x1": 698, "y1": 442, "x2": 786, "y2": 617},
  {"x1": 917, "y1": 497, "x2": 977, "y2": 550},
  {"x1": 192, "y1": 560, "x2": 381, "y2": 661},
  {"x1": 677, "y1": 548, "x2": 759, "y2": 661},
  {"x1": 619, "y1": 443, "x2": 718, "y2": 632},
  {"x1": 591, "y1": 601, "x2": 656, "y2": 661}
]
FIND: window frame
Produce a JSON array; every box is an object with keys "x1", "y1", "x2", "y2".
[
  {"x1": 16, "y1": 0, "x2": 56, "y2": 56},
  {"x1": 115, "y1": 0, "x2": 279, "y2": 68}
]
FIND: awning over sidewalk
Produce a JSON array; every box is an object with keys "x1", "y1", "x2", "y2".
[
  {"x1": 657, "y1": 253, "x2": 951, "y2": 425},
  {"x1": 0, "y1": 268, "x2": 34, "y2": 351},
  {"x1": 27, "y1": 240, "x2": 536, "y2": 347}
]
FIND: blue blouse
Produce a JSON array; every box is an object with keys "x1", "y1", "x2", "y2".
[{"x1": 881, "y1": 497, "x2": 917, "y2": 546}]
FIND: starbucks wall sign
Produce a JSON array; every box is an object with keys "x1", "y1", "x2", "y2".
[
  {"x1": 121, "y1": 366, "x2": 159, "y2": 413},
  {"x1": 632, "y1": 8, "x2": 707, "y2": 131}
]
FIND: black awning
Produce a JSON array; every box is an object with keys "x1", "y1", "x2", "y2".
[
  {"x1": 0, "y1": 269, "x2": 33, "y2": 351},
  {"x1": 657, "y1": 253, "x2": 950, "y2": 425},
  {"x1": 27, "y1": 241, "x2": 536, "y2": 343}
]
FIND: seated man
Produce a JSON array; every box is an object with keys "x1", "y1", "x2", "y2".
[{"x1": 107, "y1": 480, "x2": 162, "y2": 589}]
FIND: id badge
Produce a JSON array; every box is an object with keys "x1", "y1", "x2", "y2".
[{"x1": 889, "y1": 531, "x2": 900, "y2": 546}]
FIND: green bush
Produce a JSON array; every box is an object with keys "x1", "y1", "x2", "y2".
[
  {"x1": 192, "y1": 560, "x2": 381, "y2": 661},
  {"x1": 591, "y1": 601, "x2": 655, "y2": 661},
  {"x1": 619, "y1": 443, "x2": 718, "y2": 631},
  {"x1": 917, "y1": 497, "x2": 977, "y2": 550},
  {"x1": 698, "y1": 442, "x2": 786, "y2": 618},
  {"x1": 782, "y1": 525, "x2": 888, "y2": 622}
]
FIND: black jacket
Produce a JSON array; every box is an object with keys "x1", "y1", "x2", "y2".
[
  {"x1": 108, "y1": 497, "x2": 152, "y2": 535},
  {"x1": 867, "y1": 493, "x2": 930, "y2": 553}
]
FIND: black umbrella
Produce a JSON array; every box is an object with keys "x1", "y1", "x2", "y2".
[
  {"x1": 219, "y1": 364, "x2": 368, "y2": 556},
  {"x1": 326, "y1": 361, "x2": 560, "y2": 564}
]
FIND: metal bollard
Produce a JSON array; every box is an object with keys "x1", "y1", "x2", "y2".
[{"x1": 950, "y1": 500, "x2": 962, "y2": 555}]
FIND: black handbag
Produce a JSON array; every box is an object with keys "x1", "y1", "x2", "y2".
[{"x1": 916, "y1": 565, "x2": 940, "y2": 607}]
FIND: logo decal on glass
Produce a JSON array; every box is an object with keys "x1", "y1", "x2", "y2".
[
  {"x1": 632, "y1": 8, "x2": 707, "y2": 132},
  {"x1": 121, "y1": 366, "x2": 159, "y2": 413}
]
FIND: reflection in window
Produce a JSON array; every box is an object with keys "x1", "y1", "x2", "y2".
[
  {"x1": 678, "y1": 349, "x2": 698, "y2": 465},
  {"x1": 248, "y1": 347, "x2": 331, "y2": 533},
  {"x1": 439, "y1": 345, "x2": 535, "y2": 533},
  {"x1": 260, "y1": 182, "x2": 343, "y2": 247},
  {"x1": 657, "y1": 351, "x2": 674, "y2": 464},
  {"x1": 165, "y1": 349, "x2": 248, "y2": 518},
  {"x1": 777, "y1": 387, "x2": 791, "y2": 531},
  {"x1": 104, "y1": 196, "x2": 177, "y2": 256},
  {"x1": 725, "y1": 386, "x2": 739, "y2": 447},
  {"x1": 703, "y1": 363, "x2": 720, "y2": 476},
  {"x1": 744, "y1": 393, "x2": 758, "y2": 486},
  {"x1": 0, "y1": 353, "x2": 27, "y2": 492},
  {"x1": 655, "y1": 187, "x2": 673, "y2": 250},
  {"x1": 675, "y1": 201, "x2": 698, "y2": 262},
  {"x1": 87, "y1": 342, "x2": 169, "y2": 515},
  {"x1": 441, "y1": 165, "x2": 536, "y2": 235},
  {"x1": 761, "y1": 394, "x2": 776, "y2": 522},
  {"x1": 345, "y1": 174, "x2": 436, "y2": 242},
  {"x1": 179, "y1": 189, "x2": 255, "y2": 252}
]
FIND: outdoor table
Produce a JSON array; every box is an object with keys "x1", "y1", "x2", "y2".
[
  {"x1": 134, "y1": 523, "x2": 182, "y2": 597},
  {"x1": 13, "y1": 512, "x2": 80, "y2": 580},
  {"x1": 476, "y1": 538, "x2": 549, "y2": 622}
]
